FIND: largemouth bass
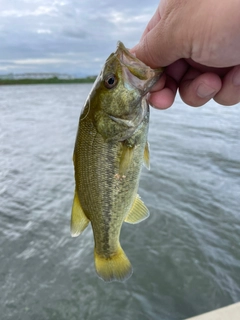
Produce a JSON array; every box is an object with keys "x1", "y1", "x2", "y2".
[{"x1": 71, "y1": 41, "x2": 163, "y2": 282}]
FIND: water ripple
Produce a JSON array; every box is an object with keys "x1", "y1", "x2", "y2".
[{"x1": 0, "y1": 85, "x2": 239, "y2": 320}]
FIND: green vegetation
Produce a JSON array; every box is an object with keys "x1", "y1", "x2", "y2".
[{"x1": 0, "y1": 76, "x2": 97, "y2": 85}]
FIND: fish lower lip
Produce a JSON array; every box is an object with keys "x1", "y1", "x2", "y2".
[{"x1": 108, "y1": 115, "x2": 135, "y2": 128}]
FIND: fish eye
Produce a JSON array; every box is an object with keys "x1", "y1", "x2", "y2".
[{"x1": 104, "y1": 74, "x2": 117, "y2": 89}]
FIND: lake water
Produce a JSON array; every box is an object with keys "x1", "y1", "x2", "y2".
[{"x1": 0, "y1": 84, "x2": 240, "y2": 320}]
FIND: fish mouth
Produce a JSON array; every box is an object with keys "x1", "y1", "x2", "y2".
[{"x1": 115, "y1": 41, "x2": 163, "y2": 95}]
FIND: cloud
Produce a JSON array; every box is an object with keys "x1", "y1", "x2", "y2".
[
  {"x1": 0, "y1": 0, "x2": 159, "y2": 75},
  {"x1": 37, "y1": 29, "x2": 52, "y2": 34},
  {"x1": 1, "y1": 6, "x2": 58, "y2": 18}
]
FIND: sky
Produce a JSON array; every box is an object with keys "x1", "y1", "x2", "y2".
[{"x1": 0, "y1": 0, "x2": 159, "y2": 76}]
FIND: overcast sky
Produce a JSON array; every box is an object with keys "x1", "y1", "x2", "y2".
[{"x1": 0, "y1": 0, "x2": 159, "y2": 76}]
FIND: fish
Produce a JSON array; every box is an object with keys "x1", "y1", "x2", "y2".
[{"x1": 71, "y1": 41, "x2": 163, "y2": 282}]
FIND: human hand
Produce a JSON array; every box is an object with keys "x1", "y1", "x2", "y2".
[{"x1": 131, "y1": 0, "x2": 240, "y2": 108}]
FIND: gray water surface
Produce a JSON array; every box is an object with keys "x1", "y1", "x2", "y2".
[{"x1": 0, "y1": 84, "x2": 240, "y2": 320}]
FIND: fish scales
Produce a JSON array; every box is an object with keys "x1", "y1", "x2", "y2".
[
  {"x1": 71, "y1": 41, "x2": 163, "y2": 282},
  {"x1": 75, "y1": 115, "x2": 148, "y2": 254}
]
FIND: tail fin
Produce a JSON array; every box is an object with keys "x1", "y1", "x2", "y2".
[{"x1": 94, "y1": 246, "x2": 133, "y2": 282}]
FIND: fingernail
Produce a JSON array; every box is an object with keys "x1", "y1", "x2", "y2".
[
  {"x1": 232, "y1": 66, "x2": 240, "y2": 86},
  {"x1": 197, "y1": 83, "x2": 216, "y2": 98}
]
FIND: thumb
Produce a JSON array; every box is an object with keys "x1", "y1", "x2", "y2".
[{"x1": 131, "y1": 6, "x2": 187, "y2": 68}]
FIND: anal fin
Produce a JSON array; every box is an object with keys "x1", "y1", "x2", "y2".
[
  {"x1": 124, "y1": 194, "x2": 149, "y2": 224},
  {"x1": 71, "y1": 189, "x2": 89, "y2": 237}
]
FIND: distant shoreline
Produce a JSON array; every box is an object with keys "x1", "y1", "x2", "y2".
[{"x1": 0, "y1": 77, "x2": 97, "y2": 85}]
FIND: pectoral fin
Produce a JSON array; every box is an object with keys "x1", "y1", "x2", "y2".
[
  {"x1": 143, "y1": 141, "x2": 150, "y2": 170},
  {"x1": 119, "y1": 143, "x2": 134, "y2": 176},
  {"x1": 124, "y1": 194, "x2": 149, "y2": 224},
  {"x1": 71, "y1": 189, "x2": 89, "y2": 237}
]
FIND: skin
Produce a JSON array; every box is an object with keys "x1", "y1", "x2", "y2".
[{"x1": 131, "y1": 0, "x2": 240, "y2": 108}]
